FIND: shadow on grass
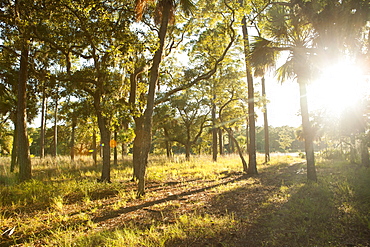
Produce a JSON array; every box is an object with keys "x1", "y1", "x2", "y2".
[
  {"x1": 92, "y1": 173, "x2": 246, "y2": 224},
  {"x1": 197, "y1": 161, "x2": 370, "y2": 247},
  {"x1": 0, "y1": 172, "x2": 246, "y2": 247}
]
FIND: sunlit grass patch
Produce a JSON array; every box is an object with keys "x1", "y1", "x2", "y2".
[
  {"x1": 66, "y1": 212, "x2": 239, "y2": 247},
  {"x1": 146, "y1": 155, "x2": 234, "y2": 183}
]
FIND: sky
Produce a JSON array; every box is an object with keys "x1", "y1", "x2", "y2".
[
  {"x1": 255, "y1": 54, "x2": 370, "y2": 128},
  {"x1": 255, "y1": 78, "x2": 301, "y2": 127}
]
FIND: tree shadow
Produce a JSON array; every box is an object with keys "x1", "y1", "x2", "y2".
[
  {"x1": 92, "y1": 173, "x2": 247, "y2": 224},
  {"x1": 200, "y1": 162, "x2": 370, "y2": 246}
]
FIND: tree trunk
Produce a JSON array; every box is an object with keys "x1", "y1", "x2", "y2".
[
  {"x1": 350, "y1": 134, "x2": 356, "y2": 164},
  {"x1": 40, "y1": 85, "x2": 46, "y2": 158},
  {"x1": 10, "y1": 123, "x2": 17, "y2": 173},
  {"x1": 94, "y1": 95, "x2": 111, "y2": 182},
  {"x1": 53, "y1": 94, "x2": 58, "y2": 156},
  {"x1": 262, "y1": 76, "x2": 270, "y2": 163},
  {"x1": 185, "y1": 143, "x2": 191, "y2": 161},
  {"x1": 121, "y1": 121, "x2": 128, "y2": 160},
  {"x1": 360, "y1": 139, "x2": 369, "y2": 167},
  {"x1": 298, "y1": 79, "x2": 317, "y2": 181},
  {"x1": 164, "y1": 128, "x2": 172, "y2": 158},
  {"x1": 225, "y1": 127, "x2": 248, "y2": 172},
  {"x1": 241, "y1": 15, "x2": 257, "y2": 175},
  {"x1": 92, "y1": 129, "x2": 97, "y2": 165},
  {"x1": 212, "y1": 99, "x2": 217, "y2": 162},
  {"x1": 114, "y1": 131, "x2": 118, "y2": 166},
  {"x1": 218, "y1": 128, "x2": 223, "y2": 156},
  {"x1": 122, "y1": 143, "x2": 127, "y2": 160},
  {"x1": 133, "y1": 116, "x2": 144, "y2": 181},
  {"x1": 136, "y1": 0, "x2": 171, "y2": 196},
  {"x1": 70, "y1": 116, "x2": 76, "y2": 161},
  {"x1": 229, "y1": 129, "x2": 235, "y2": 153},
  {"x1": 16, "y1": 34, "x2": 32, "y2": 182}
]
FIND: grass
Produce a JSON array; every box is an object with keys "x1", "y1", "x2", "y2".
[{"x1": 0, "y1": 154, "x2": 369, "y2": 246}]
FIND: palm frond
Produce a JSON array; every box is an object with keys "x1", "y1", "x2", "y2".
[
  {"x1": 276, "y1": 56, "x2": 296, "y2": 83},
  {"x1": 178, "y1": 0, "x2": 196, "y2": 16},
  {"x1": 249, "y1": 36, "x2": 279, "y2": 77}
]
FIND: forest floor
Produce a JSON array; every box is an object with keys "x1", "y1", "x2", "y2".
[{"x1": 0, "y1": 154, "x2": 370, "y2": 246}]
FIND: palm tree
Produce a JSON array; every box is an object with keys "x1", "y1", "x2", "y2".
[
  {"x1": 134, "y1": 0, "x2": 195, "y2": 196},
  {"x1": 250, "y1": 1, "x2": 318, "y2": 181}
]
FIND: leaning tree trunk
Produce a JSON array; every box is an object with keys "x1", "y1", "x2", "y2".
[
  {"x1": 298, "y1": 78, "x2": 317, "y2": 181},
  {"x1": 17, "y1": 33, "x2": 32, "y2": 182},
  {"x1": 136, "y1": 0, "x2": 171, "y2": 196},
  {"x1": 229, "y1": 129, "x2": 235, "y2": 154},
  {"x1": 225, "y1": 127, "x2": 248, "y2": 171}
]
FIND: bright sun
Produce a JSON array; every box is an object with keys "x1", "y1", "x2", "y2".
[{"x1": 308, "y1": 60, "x2": 369, "y2": 118}]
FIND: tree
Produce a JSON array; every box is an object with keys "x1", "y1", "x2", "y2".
[
  {"x1": 134, "y1": 0, "x2": 236, "y2": 195},
  {"x1": 250, "y1": 1, "x2": 318, "y2": 181},
  {"x1": 168, "y1": 88, "x2": 210, "y2": 160},
  {"x1": 34, "y1": 0, "x2": 138, "y2": 182},
  {"x1": 239, "y1": 0, "x2": 257, "y2": 175}
]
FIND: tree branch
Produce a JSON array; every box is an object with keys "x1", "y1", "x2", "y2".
[{"x1": 155, "y1": 6, "x2": 236, "y2": 105}]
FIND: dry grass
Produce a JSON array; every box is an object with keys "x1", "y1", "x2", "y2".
[{"x1": 0, "y1": 154, "x2": 369, "y2": 246}]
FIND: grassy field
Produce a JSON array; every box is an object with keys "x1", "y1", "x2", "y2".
[{"x1": 0, "y1": 154, "x2": 369, "y2": 246}]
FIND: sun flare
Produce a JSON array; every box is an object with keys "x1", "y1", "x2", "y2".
[{"x1": 309, "y1": 60, "x2": 369, "y2": 118}]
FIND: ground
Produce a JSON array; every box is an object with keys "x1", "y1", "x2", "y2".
[{"x1": 1, "y1": 156, "x2": 370, "y2": 246}]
